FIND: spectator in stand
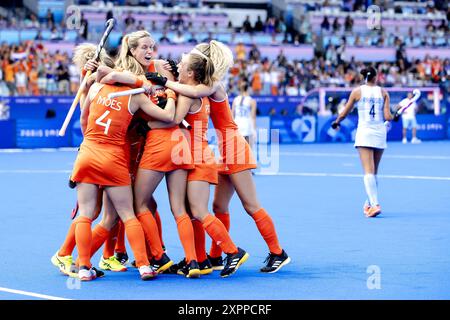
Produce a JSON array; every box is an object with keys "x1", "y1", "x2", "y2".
[
  {"x1": 276, "y1": 17, "x2": 287, "y2": 34},
  {"x1": 248, "y1": 44, "x2": 261, "y2": 61},
  {"x1": 242, "y1": 15, "x2": 252, "y2": 33},
  {"x1": 235, "y1": 42, "x2": 246, "y2": 61},
  {"x1": 254, "y1": 15, "x2": 264, "y2": 32},
  {"x1": 344, "y1": 15, "x2": 353, "y2": 32},
  {"x1": 68, "y1": 61, "x2": 79, "y2": 94},
  {"x1": 4, "y1": 59, "x2": 16, "y2": 95},
  {"x1": 125, "y1": 12, "x2": 136, "y2": 28},
  {"x1": 57, "y1": 61, "x2": 70, "y2": 95},
  {"x1": 28, "y1": 62, "x2": 40, "y2": 95},
  {"x1": 172, "y1": 30, "x2": 185, "y2": 44},
  {"x1": 79, "y1": 13, "x2": 88, "y2": 41},
  {"x1": 332, "y1": 18, "x2": 341, "y2": 32},
  {"x1": 136, "y1": 20, "x2": 145, "y2": 31},
  {"x1": 321, "y1": 16, "x2": 330, "y2": 31},
  {"x1": 174, "y1": 13, "x2": 184, "y2": 29},
  {"x1": 15, "y1": 59, "x2": 28, "y2": 95},
  {"x1": 159, "y1": 30, "x2": 171, "y2": 44},
  {"x1": 46, "y1": 9, "x2": 55, "y2": 29},
  {"x1": 265, "y1": 17, "x2": 276, "y2": 34}
]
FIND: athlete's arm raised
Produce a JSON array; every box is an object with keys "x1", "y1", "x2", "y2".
[
  {"x1": 148, "y1": 94, "x2": 192, "y2": 129},
  {"x1": 131, "y1": 91, "x2": 176, "y2": 123},
  {"x1": 147, "y1": 71, "x2": 220, "y2": 98}
]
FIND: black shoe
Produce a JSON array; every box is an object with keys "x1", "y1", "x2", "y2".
[
  {"x1": 151, "y1": 252, "x2": 174, "y2": 273},
  {"x1": 115, "y1": 252, "x2": 129, "y2": 266},
  {"x1": 220, "y1": 247, "x2": 249, "y2": 278},
  {"x1": 260, "y1": 249, "x2": 291, "y2": 273},
  {"x1": 175, "y1": 258, "x2": 187, "y2": 275},
  {"x1": 92, "y1": 267, "x2": 105, "y2": 278},
  {"x1": 207, "y1": 254, "x2": 224, "y2": 271},
  {"x1": 161, "y1": 264, "x2": 180, "y2": 274},
  {"x1": 199, "y1": 259, "x2": 213, "y2": 275},
  {"x1": 178, "y1": 260, "x2": 201, "y2": 278}
]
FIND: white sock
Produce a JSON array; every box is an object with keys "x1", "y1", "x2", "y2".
[{"x1": 363, "y1": 174, "x2": 379, "y2": 206}]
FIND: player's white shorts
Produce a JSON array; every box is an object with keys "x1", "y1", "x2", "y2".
[
  {"x1": 354, "y1": 123, "x2": 387, "y2": 149},
  {"x1": 402, "y1": 117, "x2": 417, "y2": 129},
  {"x1": 235, "y1": 117, "x2": 253, "y2": 137}
]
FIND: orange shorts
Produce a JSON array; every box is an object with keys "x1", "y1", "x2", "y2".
[
  {"x1": 218, "y1": 131, "x2": 257, "y2": 175},
  {"x1": 188, "y1": 144, "x2": 218, "y2": 184},
  {"x1": 139, "y1": 127, "x2": 194, "y2": 172},
  {"x1": 71, "y1": 141, "x2": 131, "y2": 186}
]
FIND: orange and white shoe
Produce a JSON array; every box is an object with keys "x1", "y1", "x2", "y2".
[
  {"x1": 366, "y1": 205, "x2": 381, "y2": 218},
  {"x1": 363, "y1": 201, "x2": 371, "y2": 216},
  {"x1": 139, "y1": 265, "x2": 157, "y2": 281},
  {"x1": 78, "y1": 267, "x2": 97, "y2": 281}
]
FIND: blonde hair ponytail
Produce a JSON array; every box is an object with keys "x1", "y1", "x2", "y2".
[
  {"x1": 116, "y1": 30, "x2": 153, "y2": 75},
  {"x1": 195, "y1": 40, "x2": 234, "y2": 81},
  {"x1": 73, "y1": 42, "x2": 115, "y2": 69},
  {"x1": 187, "y1": 53, "x2": 216, "y2": 87}
]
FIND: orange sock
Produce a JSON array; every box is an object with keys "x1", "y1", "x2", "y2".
[
  {"x1": 191, "y1": 219, "x2": 207, "y2": 262},
  {"x1": 136, "y1": 211, "x2": 164, "y2": 260},
  {"x1": 175, "y1": 214, "x2": 197, "y2": 263},
  {"x1": 124, "y1": 218, "x2": 149, "y2": 268},
  {"x1": 209, "y1": 212, "x2": 230, "y2": 258},
  {"x1": 59, "y1": 221, "x2": 76, "y2": 256},
  {"x1": 145, "y1": 241, "x2": 153, "y2": 261},
  {"x1": 251, "y1": 208, "x2": 282, "y2": 255},
  {"x1": 203, "y1": 214, "x2": 237, "y2": 255},
  {"x1": 114, "y1": 221, "x2": 126, "y2": 253},
  {"x1": 103, "y1": 222, "x2": 120, "y2": 258},
  {"x1": 90, "y1": 224, "x2": 110, "y2": 258},
  {"x1": 75, "y1": 216, "x2": 92, "y2": 268},
  {"x1": 154, "y1": 210, "x2": 165, "y2": 248}
]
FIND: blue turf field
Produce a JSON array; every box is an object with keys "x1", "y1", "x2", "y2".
[{"x1": 1, "y1": 141, "x2": 450, "y2": 300}]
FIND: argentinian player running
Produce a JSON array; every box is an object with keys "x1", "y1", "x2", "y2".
[
  {"x1": 232, "y1": 82, "x2": 257, "y2": 149},
  {"x1": 332, "y1": 67, "x2": 393, "y2": 218}
]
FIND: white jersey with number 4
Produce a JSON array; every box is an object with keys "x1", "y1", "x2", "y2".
[
  {"x1": 234, "y1": 95, "x2": 254, "y2": 137},
  {"x1": 354, "y1": 85, "x2": 387, "y2": 149}
]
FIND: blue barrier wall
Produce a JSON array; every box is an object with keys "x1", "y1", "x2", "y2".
[{"x1": 0, "y1": 96, "x2": 448, "y2": 148}]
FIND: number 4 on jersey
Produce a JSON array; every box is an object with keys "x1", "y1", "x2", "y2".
[
  {"x1": 95, "y1": 110, "x2": 112, "y2": 134},
  {"x1": 369, "y1": 104, "x2": 376, "y2": 118}
]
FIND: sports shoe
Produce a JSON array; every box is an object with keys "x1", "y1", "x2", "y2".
[
  {"x1": 199, "y1": 259, "x2": 213, "y2": 275},
  {"x1": 178, "y1": 260, "x2": 201, "y2": 278},
  {"x1": 151, "y1": 253, "x2": 174, "y2": 273},
  {"x1": 115, "y1": 252, "x2": 129, "y2": 266},
  {"x1": 220, "y1": 247, "x2": 249, "y2": 278},
  {"x1": 99, "y1": 256, "x2": 127, "y2": 272},
  {"x1": 51, "y1": 251, "x2": 73, "y2": 274},
  {"x1": 363, "y1": 200, "x2": 371, "y2": 216},
  {"x1": 207, "y1": 254, "x2": 224, "y2": 271},
  {"x1": 260, "y1": 249, "x2": 291, "y2": 273},
  {"x1": 68, "y1": 265, "x2": 104, "y2": 278},
  {"x1": 366, "y1": 204, "x2": 381, "y2": 218},
  {"x1": 402, "y1": 138, "x2": 407, "y2": 144},
  {"x1": 78, "y1": 266, "x2": 97, "y2": 281},
  {"x1": 411, "y1": 137, "x2": 422, "y2": 144},
  {"x1": 175, "y1": 258, "x2": 213, "y2": 275},
  {"x1": 138, "y1": 265, "x2": 157, "y2": 281}
]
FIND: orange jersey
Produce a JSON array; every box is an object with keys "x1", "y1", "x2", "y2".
[
  {"x1": 209, "y1": 97, "x2": 239, "y2": 131},
  {"x1": 72, "y1": 84, "x2": 135, "y2": 186},
  {"x1": 184, "y1": 97, "x2": 217, "y2": 184},
  {"x1": 209, "y1": 96, "x2": 256, "y2": 175},
  {"x1": 84, "y1": 85, "x2": 134, "y2": 146}
]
